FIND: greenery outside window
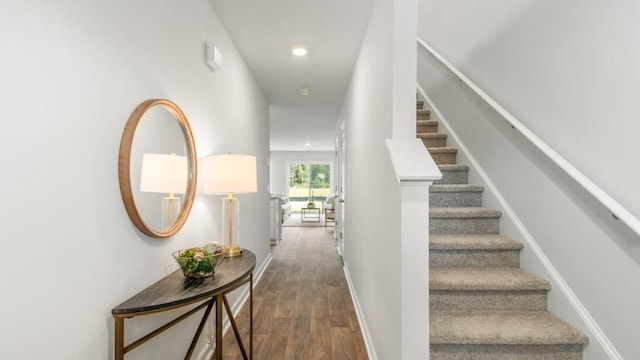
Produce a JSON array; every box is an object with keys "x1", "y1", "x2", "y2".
[{"x1": 288, "y1": 163, "x2": 330, "y2": 213}]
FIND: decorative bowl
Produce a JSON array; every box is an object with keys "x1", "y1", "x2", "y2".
[{"x1": 172, "y1": 243, "x2": 224, "y2": 278}]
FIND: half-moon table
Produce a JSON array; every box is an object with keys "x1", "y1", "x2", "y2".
[{"x1": 112, "y1": 250, "x2": 255, "y2": 360}]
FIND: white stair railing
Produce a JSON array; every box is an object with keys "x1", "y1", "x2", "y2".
[{"x1": 417, "y1": 37, "x2": 640, "y2": 239}]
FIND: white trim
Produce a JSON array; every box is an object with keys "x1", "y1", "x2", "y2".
[
  {"x1": 343, "y1": 264, "x2": 377, "y2": 360},
  {"x1": 399, "y1": 185, "x2": 430, "y2": 359},
  {"x1": 417, "y1": 37, "x2": 640, "y2": 239},
  {"x1": 385, "y1": 138, "x2": 442, "y2": 185},
  {"x1": 254, "y1": 252, "x2": 273, "y2": 285},
  {"x1": 417, "y1": 85, "x2": 623, "y2": 360}
]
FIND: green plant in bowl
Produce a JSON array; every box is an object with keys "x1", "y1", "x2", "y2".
[{"x1": 172, "y1": 243, "x2": 224, "y2": 278}]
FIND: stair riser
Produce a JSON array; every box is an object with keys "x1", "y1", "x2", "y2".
[
  {"x1": 430, "y1": 153, "x2": 457, "y2": 165},
  {"x1": 417, "y1": 110, "x2": 431, "y2": 120},
  {"x1": 430, "y1": 250, "x2": 520, "y2": 268},
  {"x1": 430, "y1": 345, "x2": 584, "y2": 360},
  {"x1": 434, "y1": 170, "x2": 469, "y2": 185},
  {"x1": 417, "y1": 124, "x2": 438, "y2": 133},
  {"x1": 430, "y1": 218, "x2": 499, "y2": 234},
  {"x1": 430, "y1": 192, "x2": 483, "y2": 207},
  {"x1": 417, "y1": 101, "x2": 424, "y2": 110},
  {"x1": 430, "y1": 291, "x2": 548, "y2": 311},
  {"x1": 421, "y1": 137, "x2": 447, "y2": 147}
]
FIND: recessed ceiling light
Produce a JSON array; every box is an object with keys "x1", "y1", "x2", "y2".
[
  {"x1": 292, "y1": 47, "x2": 308, "y2": 56},
  {"x1": 304, "y1": 142, "x2": 311, "y2": 147},
  {"x1": 300, "y1": 87, "x2": 310, "y2": 96}
]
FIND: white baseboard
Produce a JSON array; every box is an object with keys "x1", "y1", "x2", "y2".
[
  {"x1": 417, "y1": 85, "x2": 622, "y2": 360},
  {"x1": 343, "y1": 264, "x2": 376, "y2": 360}
]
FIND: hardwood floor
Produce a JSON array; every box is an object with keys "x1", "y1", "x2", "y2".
[{"x1": 222, "y1": 227, "x2": 368, "y2": 359}]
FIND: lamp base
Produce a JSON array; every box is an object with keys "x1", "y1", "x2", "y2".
[
  {"x1": 221, "y1": 196, "x2": 242, "y2": 257},
  {"x1": 224, "y1": 245, "x2": 243, "y2": 257},
  {"x1": 161, "y1": 196, "x2": 181, "y2": 231}
]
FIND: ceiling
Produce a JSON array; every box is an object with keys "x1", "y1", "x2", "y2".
[{"x1": 209, "y1": 0, "x2": 374, "y2": 151}]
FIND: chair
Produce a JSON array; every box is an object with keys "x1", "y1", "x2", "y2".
[
  {"x1": 280, "y1": 196, "x2": 291, "y2": 221},
  {"x1": 323, "y1": 196, "x2": 336, "y2": 227},
  {"x1": 325, "y1": 208, "x2": 335, "y2": 227}
]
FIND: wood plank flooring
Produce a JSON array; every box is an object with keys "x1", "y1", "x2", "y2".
[{"x1": 222, "y1": 227, "x2": 368, "y2": 360}]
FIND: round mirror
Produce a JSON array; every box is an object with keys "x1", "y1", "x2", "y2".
[{"x1": 118, "y1": 99, "x2": 197, "y2": 238}]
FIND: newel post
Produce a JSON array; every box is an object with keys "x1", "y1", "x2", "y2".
[{"x1": 387, "y1": 139, "x2": 441, "y2": 360}]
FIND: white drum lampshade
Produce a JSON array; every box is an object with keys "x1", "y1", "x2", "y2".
[
  {"x1": 139, "y1": 153, "x2": 188, "y2": 230},
  {"x1": 202, "y1": 154, "x2": 257, "y2": 257}
]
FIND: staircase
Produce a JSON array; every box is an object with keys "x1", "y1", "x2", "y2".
[{"x1": 418, "y1": 100, "x2": 589, "y2": 359}]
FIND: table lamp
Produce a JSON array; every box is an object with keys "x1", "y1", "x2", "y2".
[
  {"x1": 139, "y1": 153, "x2": 188, "y2": 230},
  {"x1": 203, "y1": 154, "x2": 257, "y2": 257}
]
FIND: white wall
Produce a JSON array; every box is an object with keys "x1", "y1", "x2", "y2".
[
  {"x1": 418, "y1": 1, "x2": 640, "y2": 358},
  {"x1": 269, "y1": 151, "x2": 335, "y2": 196},
  {"x1": 419, "y1": 0, "x2": 640, "y2": 219},
  {"x1": 0, "y1": 1, "x2": 270, "y2": 359},
  {"x1": 339, "y1": 0, "x2": 404, "y2": 358}
]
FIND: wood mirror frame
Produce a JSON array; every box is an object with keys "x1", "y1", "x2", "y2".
[{"x1": 118, "y1": 99, "x2": 198, "y2": 238}]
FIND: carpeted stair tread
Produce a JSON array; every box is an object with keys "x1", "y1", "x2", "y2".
[
  {"x1": 419, "y1": 133, "x2": 448, "y2": 147},
  {"x1": 430, "y1": 185, "x2": 485, "y2": 207},
  {"x1": 417, "y1": 120, "x2": 439, "y2": 134},
  {"x1": 418, "y1": 133, "x2": 447, "y2": 139},
  {"x1": 430, "y1": 234, "x2": 523, "y2": 251},
  {"x1": 430, "y1": 207, "x2": 501, "y2": 218},
  {"x1": 417, "y1": 109, "x2": 431, "y2": 119},
  {"x1": 417, "y1": 100, "x2": 424, "y2": 109},
  {"x1": 430, "y1": 234, "x2": 523, "y2": 268},
  {"x1": 437, "y1": 164, "x2": 470, "y2": 171},
  {"x1": 428, "y1": 147, "x2": 458, "y2": 154},
  {"x1": 430, "y1": 208, "x2": 501, "y2": 234},
  {"x1": 417, "y1": 120, "x2": 438, "y2": 126},
  {"x1": 431, "y1": 311, "x2": 589, "y2": 346},
  {"x1": 430, "y1": 268, "x2": 550, "y2": 291},
  {"x1": 430, "y1": 184, "x2": 484, "y2": 193},
  {"x1": 435, "y1": 165, "x2": 470, "y2": 185},
  {"x1": 428, "y1": 147, "x2": 457, "y2": 165}
]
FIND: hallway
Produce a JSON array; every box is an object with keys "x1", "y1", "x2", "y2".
[{"x1": 222, "y1": 227, "x2": 368, "y2": 359}]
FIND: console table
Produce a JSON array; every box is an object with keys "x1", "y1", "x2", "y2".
[{"x1": 112, "y1": 250, "x2": 256, "y2": 360}]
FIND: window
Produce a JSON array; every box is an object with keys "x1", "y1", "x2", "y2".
[{"x1": 287, "y1": 163, "x2": 331, "y2": 213}]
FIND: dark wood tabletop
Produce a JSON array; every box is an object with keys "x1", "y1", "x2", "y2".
[{"x1": 112, "y1": 250, "x2": 256, "y2": 317}]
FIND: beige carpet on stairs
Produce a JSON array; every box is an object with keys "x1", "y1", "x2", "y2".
[{"x1": 419, "y1": 99, "x2": 589, "y2": 360}]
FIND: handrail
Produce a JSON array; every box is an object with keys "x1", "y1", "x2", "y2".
[{"x1": 417, "y1": 37, "x2": 640, "y2": 238}]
